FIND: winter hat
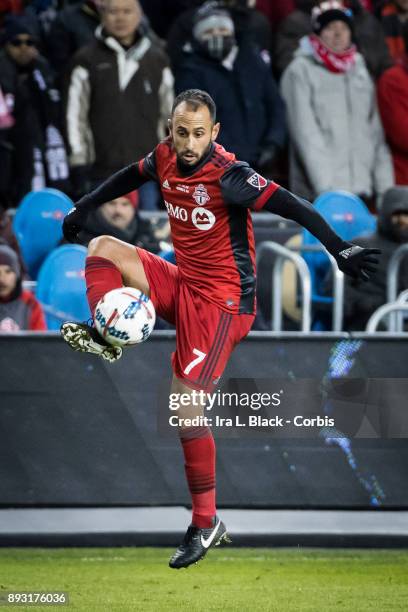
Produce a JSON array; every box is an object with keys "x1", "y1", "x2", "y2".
[
  {"x1": 193, "y1": 7, "x2": 235, "y2": 41},
  {"x1": 311, "y1": 1, "x2": 353, "y2": 35},
  {"x1": 2, "y1": 15, "x2": 37, "y2": 44},
  {"x1": 0, "y1": 244, "x2": 20, "y2": 277},
  {"x1": 124, "y1": 191, "x2": 139, "y2": 209}
]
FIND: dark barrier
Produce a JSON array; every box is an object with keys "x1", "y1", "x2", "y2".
[{"x1": 0, "y1": 332, "x2": 407, "y2": 509}]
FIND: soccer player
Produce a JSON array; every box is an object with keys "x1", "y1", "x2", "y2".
[{"x1": 61, "y1": 89, "x2": 380, "y2": 569}]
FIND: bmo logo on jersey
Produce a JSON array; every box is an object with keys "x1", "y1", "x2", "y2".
[
  {"x1": 164, "y1": 200, "x2": 188, "y2": 222},
  {"x1": 165, "y1": 200, "x2": 216, "y2": 230},
  {"x1": 191, "y1": 207, "x2": 216, "y2": 231}
]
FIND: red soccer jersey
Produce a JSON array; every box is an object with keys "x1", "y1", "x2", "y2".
[{"x1": 139, "y1": 140, "x2": 279, "y2": 314}]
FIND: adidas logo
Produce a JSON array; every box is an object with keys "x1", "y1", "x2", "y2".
[
  {"x1": 162, "y1": 179, "x2": 170, "y2": 189},
  {"x1": 339, "y1": 247, "x2": 354, "y2": 259}
]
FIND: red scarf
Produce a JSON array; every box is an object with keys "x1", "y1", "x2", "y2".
[{"x1": 309, "y1": 34, "x2": 356, "y2": 74}]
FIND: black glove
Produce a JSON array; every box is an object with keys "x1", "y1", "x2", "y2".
[
  {"x1": 334, "y1": 243, "x2": 381, "y2": 281},
  {"x1": 62, "y1": 205, "x2": 89, "y2": 243}
]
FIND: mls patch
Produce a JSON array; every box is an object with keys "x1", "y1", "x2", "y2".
[{"x1": 247, "y1": 173, "x2": 267, "y2": 190}]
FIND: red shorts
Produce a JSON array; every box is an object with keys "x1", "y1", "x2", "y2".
[{"x1": 136, "y1": 248, "x2": 255, "y2": 391}]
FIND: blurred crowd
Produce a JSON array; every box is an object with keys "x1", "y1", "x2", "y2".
[{"x1": 0, "y1": 0, "x2": 407, "y2": 331}]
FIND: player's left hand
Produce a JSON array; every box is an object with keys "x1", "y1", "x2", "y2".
[{"x1": 335, "y1": 244, "x2": 381, "y2": 281}]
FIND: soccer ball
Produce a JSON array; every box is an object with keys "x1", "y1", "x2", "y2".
[{"x1": 94, "y1": 287, "x2": 156, "y2": 347}]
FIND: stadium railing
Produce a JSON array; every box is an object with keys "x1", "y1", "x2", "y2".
[
  {"x1": 256, "y1": 241, "x2": 312, "y2": 332},
  {"x1": 256, "y1": 242, "x2": 345, "y2": 332},
  {"x1": 366, "y1": 290, "x2": 408, "y2": 333},
  {"x1": 293, "y1": 244, "x2": 345, "y2": 332},
  {"x1": 387, "y1": 243, "x2": 408, "y2": 331}
]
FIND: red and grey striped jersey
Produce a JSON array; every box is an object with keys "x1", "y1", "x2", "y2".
[{"x1": 139, "y1": 139, "x2": 279, "y2": 314}]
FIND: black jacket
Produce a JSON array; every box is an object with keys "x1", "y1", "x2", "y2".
[
  {"x1": 0, "y1": 52, "x2": 69, "y2": 206},
  {"x1": 175, "y1": 42, "x2": 286, "y2": 165},
  {"x1": 64, "y1": 26, "x2": 173, "y2": 183},
  {"x1": 47, "y1": 0, "x2": 100, "y2": 78}
]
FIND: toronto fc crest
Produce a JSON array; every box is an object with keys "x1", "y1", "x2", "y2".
[{"x1": 193, "y1": 183, "x2": 210, "y2": 205}]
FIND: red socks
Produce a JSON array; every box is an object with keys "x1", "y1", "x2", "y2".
[
  {"x1": 179, "y1": 426, "x2": 216, "y2": 528},
  {"x1": 85, "y1": 256, "x2": 217, "y2": 528},
  {"x1": 85, "y1": 256, "x2": 123, "y2": 316}
]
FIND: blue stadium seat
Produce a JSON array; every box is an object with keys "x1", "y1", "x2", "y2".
[
  {"x1": 301, "y1": 191, "x2": 376, "y2": 328},
  {"x1": 159, "y1": 249, "x2": 176, "y2": 264},
  {"x1": 13, "y1": 189, "x2": 73, "y2": 279},
  {"x1": 36, "y1": 245, "x2": 90, "y2": 330}
]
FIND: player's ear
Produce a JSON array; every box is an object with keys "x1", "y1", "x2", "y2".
[
  {"x1": 167, "y1": 118, "x2": 172, "y2": 136},
  {"x1": 212, "y1": 122, "x2": 220, "y2": 142}
]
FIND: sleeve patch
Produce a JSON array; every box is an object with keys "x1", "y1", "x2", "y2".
[
  {"x1": 246, "y1": 172, "x2": 268, "y2": 190},
  {"x1": 220, "y1": 161, "x2": 280, "y2": 209}
]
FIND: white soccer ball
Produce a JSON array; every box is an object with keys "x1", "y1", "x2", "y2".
[{"x1": 94, "y1": 287, "x2": 156, "y2": 347}]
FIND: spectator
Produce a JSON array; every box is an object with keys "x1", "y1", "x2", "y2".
[
  {"x1": 0, "y1": 82, "x2": 15, "y2": 206},
  {"x1": 275, "y1": 0, "x2": 393, "y2": 78},
  {"x1": 0, "y1": 15, "x2": 70, "y2": 207},
  {"x1": 0, "y1": 0, "x2": 45, "y2": 44},
  {"x1": 0, "y1": 243, "x2": 46, "y2": 331},
  {"x1": 77, "y1": 192, "x2": 161, "y2": 252},
  {"x1": 167, "y1": 0, "x2": 272, "y2": 72},
  {"x1": 175, "y1": 6, "x2": 286, "y2": 168},
  {"x1": 64, "y1": 0, "x2": 174, "y2": 200},
  {"x1": 280, "y1": 1, "x2": 394, "y2": 203},
  {"x1": 0, "y1": 203, "x2": 26, "y2": 273},
  {"x1": 380, "y1": 0, "x2": 408, "y2": 62},
  {"x1": 377, "y1": 21, "x2": 408, "y2": 185},
  {"x1": 341, "y1": 187, "x2": 408, "y2": 330},
  {"x1": 47, "y1": 0, "x2": 102, "y2": 77}
]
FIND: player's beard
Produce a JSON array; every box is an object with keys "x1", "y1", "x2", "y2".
[{"x1": 176, "y1": 141, "x2": 213, "y2": 173}]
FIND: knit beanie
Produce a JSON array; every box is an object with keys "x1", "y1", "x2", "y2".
[
  {"x1": 2, "y1": 15, "x2": 36, "y2": 45},
  {"x1": 0, "y1": 244, "x2": 21, "y2": 277},
  {"x1": 311, "y1": 1, "x2": 353, "y2": 35},
  {"x1": 193, "y1": 8, "x2": 235, "y2": 42}
]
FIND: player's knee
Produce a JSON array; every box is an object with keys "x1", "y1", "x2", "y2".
[{"x1": 88, "y1": 235, "x2": 119, "y2": 258}]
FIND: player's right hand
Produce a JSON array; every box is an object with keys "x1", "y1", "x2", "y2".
[
  {"x1": 62, "y1": 206, "x2": 88, "y2": 243},
  {"x1": 335, "y1": 243, "x2": 381, "y2": 281}
]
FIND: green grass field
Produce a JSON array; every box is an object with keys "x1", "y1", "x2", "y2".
[{"x1": 0, "y1": 547, "x2": 407, "y2": 611}]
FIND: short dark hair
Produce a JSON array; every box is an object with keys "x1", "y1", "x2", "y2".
[{"x1": 171, "y1": 89, "x2": 216, "y2": 123}]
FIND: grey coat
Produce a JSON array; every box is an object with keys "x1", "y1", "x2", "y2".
[{"x1": 280, "y1": 37, "x2": 394, "y2": 202}]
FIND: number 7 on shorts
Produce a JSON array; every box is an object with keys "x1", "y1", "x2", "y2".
[{"x1": 184, "y1": 348, "x2": 207, "y2": 376}]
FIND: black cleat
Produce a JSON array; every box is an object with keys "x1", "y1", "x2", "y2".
[
  {"x1": 169, "y1": 516, "x2": 230, "y2": 569},
  {"x1": 60, "y1": 321, "x2": 122, "y2": 363}
]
